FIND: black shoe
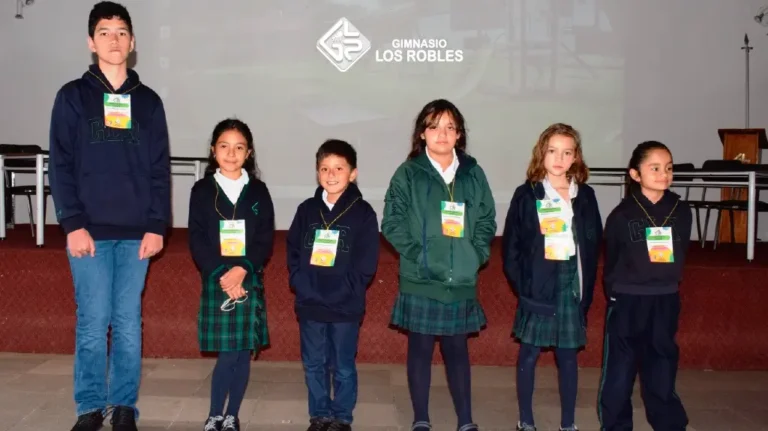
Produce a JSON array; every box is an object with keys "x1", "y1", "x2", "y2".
[
  {"x1": 517, "y1": 422, "x2": 536, "y2": 431},
  {"x1": 71, "y1": 411, "x2": 104, "y2": 431},
  {"x1": 221, "y1": 415, "x2": 240, "y2": 431},
  {"x1": 327, "y1": 420, "x2": 352, "y2": 431},
  {"x1": 110, "y1": 406, "x2": 137, "y2": 431},
  {"x1": 410, "y1": 421, "x2": 431, "y2": 431},
  {"x1": 307, "y1": 417, "x2": 331, "y2": 431},
  {"x1": 204, "y1": 415, "x2": 224, "y2": 431},
  {"x1": 458, "y1": 424, "x2": 479, "y2": 431}
]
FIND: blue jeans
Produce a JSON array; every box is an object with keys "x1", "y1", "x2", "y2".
[
  {"x1": 68, "y1": 240, "x2": 149, "y2": 418},
  {"x1": 299, "y1": 320, "x2": 361, "y2": 424}
]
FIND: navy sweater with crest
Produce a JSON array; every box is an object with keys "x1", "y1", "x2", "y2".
[
  {"x1": 603, "y1": 189, "x2": 692, "y2": 297},
  {"x1": 48, "y1": 64, "x2": 171, "y2": 240},
  {"x1": 188, "y1": 175, "x2": 275, "y2": 281},
  {"x1": 286, "y1": 183, "x2": 380, "y2": 322}
]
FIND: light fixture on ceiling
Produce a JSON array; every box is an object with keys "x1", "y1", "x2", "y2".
[{"x1": 15, "y1": 0, "x2": 34, "y2": 19}]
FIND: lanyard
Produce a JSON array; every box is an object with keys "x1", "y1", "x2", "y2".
[
  {"x1": 88, "y1": 70, "x2": 141, "y2": 94},
  {"x1": 320, "y1": 197, "x2": 360, "y2": 230},
  {"x1": 214, "y1": 182, "x2": 243, "y2": 221},
  {"x1": 631, "y1": 194, "x2": 678, "y2": 227}
]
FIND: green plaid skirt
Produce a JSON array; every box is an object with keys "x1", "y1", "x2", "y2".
[
  {"x1": 390, "y1": 292, "x2": 487, "y2": 336},
  {"x1": 513, "y1": 252, "x2": 585, "y2": 349},
  {"x1": 198, "y1": 267, "x2": 269, "y2": 352}
]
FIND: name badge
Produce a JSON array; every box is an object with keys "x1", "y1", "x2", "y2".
[
  {"x1": 104, "y1": 94, "x2": 132, "y2": 129},
  {"x1": 310, "y1": 229, "x2": 340, "y2": 267},
  {"x1": 219, "y1": 220, "x2": 246, "y2": 257},
  {"x1": 441, "y1": 201, "x2": 465, "y2": 238},
  {"x1": 544, "y1": 233, "x2": 571, "y2": 261},
  {"x1": 536, "y1": 199, "x2": 571, "y2": 261},
  {"x1": 646, "y1": 227, "x2": 674, "y2": 263}
]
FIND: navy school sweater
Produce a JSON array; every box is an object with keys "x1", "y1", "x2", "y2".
[
  {"x1": 502, "y1": 181, "x2": 603, "y2": 316},
  {"x1": 188, "y1": 175, "x2": 275, "y2": 280},
  {"x1": 603, "y1": 189, "x2": 692, "y2": 297},
  {"x1": 48, "y1": 64, "x2": 171, "y2": 240},
  {"x1": 286, "y1": 183, "x2": 380, "y2": 322}
]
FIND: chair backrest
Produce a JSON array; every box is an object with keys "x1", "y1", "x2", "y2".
[
  {"x1": 0, "y1": 144, "x2": 44, "y2": 155},
  {"x1": 701, "y1": 159, "x2": 748, "y2": 200},
  {"x1": 672, "y1": 163, "x2": 696, "y2": 200}
]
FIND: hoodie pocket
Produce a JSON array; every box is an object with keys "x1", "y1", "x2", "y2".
[
  {"x1": 79, "y1": 173, "x2": 149, "y2": 227},
  {"x1": 316, "y1": 272, "x2": 358, "y2": 308},
  {"x1": 451, "y1": 239, "x2": 481, "y2": 285}
]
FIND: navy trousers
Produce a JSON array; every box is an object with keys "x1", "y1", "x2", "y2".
[{"x1": 598, "y1": 292, "x2": 688, "y2": 431}]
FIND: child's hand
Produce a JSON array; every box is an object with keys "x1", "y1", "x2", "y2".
[
  {"x1": 233, "y1": 285, "x2": 246, "y2": 299},
  {"x1": 220, "y1": 266, "x2": 247, "y2": 291},
  {"x1": 222, "y1": 284, "x2": 237, "y2": 300}
]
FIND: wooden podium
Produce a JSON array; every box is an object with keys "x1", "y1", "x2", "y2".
[{"x1": 717, "y1": 128, "x2": 767, "y2": 243}]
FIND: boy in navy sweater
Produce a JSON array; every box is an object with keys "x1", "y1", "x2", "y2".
[
  {"x1": 287, "y1": 139, "x2": 380, "y2": 431},
  {"x1": 48, "y1": 3, "x2": 170, "y2": 431}
]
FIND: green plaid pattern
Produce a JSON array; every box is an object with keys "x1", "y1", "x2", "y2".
[
  {"x1": 198, "y1": 265, "x2": 269, "y2": 352},
  {"x1": 390, "y1": 292, "x2": 487, "y2": 336},
  {"x1": 513, "y1": 221, "x2": 585, "y2": 348}
]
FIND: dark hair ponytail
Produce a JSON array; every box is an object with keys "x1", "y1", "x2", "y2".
[{"x1": 625, "y1": 141, "x2": 672, "y2": 196}]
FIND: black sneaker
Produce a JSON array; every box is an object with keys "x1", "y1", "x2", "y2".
[
  {"x1": 517, "y1": 422, "x2": 536, "y2": 431},
  {"x1": 221, "y1": 415, "x2": 240, "y2": 431},
  {"x1": 110, "y1": 406, "x2": 137, "y2": 431},
  {"x1": 204, "y1": 415, "x2": 224, "y2": 431},
  {"x1": 71, "y1": 411, "x2": 104, "y2": 431},
  {"x1": 327, "y1": 420, "x2": 352, "y2": 431},
  {"x1": 307, "y1": 417, "x2": 331, "y2": 431},
  {"x1": 410, "y1": 421, "x2": 431, "y2": 431}
]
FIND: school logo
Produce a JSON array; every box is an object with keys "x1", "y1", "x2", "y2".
[
  {"x1": 251, "y1": 202, "x2": 259, "y2": 215},
  {"x1": 316, "y1": 17, "x2": 371, "y2": 72},
  {"x1": 88, "y1": 117, "x2": 140, "y2": 146}
]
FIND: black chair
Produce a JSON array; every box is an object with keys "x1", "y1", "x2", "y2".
[
  {"x1": 0, "y1": 144, "x2": 51, "y2": 237},
  {"x1": 692, "y1": 160, "x2": 756, "y2": 249},
  {"x1": 713, "y1": 163, "x2": 768, "y2": 247},
  {"x1": 670, "y1": 163, "x2": 702, "y2": 240}
]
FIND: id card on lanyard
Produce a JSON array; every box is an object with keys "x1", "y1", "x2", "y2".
[
  {"x1": 441, "y1": 201, "x2": 465, "y2": 237},
  {"x1": 310, "y1": 230, "x2": 340, "y2": 266},
  {"x1": 310, "y1": 196, "x2": 361, "y2": 267},
  {"x1": 633, "y1": 194, "x2": 678, "y2": 264},
  {"x1": 215, "y1": 182, "x2": 246, "y2": 257},
  {"x1": 440, "y1": 178, "x2": 466, "y2": 238},
  {"x1": 536, "y1": 198, "x2": 570, "y2": 261},
  {"x1": 646, "y1": 227, "x2": 674, "y2": 263},
  {"x1": 104, "y1": 94, "x2": 132, "y2": 129},
  {"x1": 220, "y1": 220, "x2": 246, "y2": 256}
]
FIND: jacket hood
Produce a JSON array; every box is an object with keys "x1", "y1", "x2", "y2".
[{"x1": 83, "y1": 64, "x2": 142, "y2": 94}]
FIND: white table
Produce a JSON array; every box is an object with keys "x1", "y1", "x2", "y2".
[
  {"x1": 0, "y1": 155, "x2": 206, "y2": 246},
  {"x1": 589, "y1": 169, "x2": 767, "y2": 262}
]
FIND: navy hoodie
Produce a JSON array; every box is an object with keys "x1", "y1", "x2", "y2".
[
  {"x1": 603, "y1": 189, "x2": 692, "y2": 297},
  {"x1": 48, "y1": 64, "x2": 171, "y2": 240},
  {"x1": 286, "y1": 183, "x2": 380, "y2": 322}
]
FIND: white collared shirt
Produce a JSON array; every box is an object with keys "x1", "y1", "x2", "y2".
[
  {"x1": 543, "y1": 176, "x2": 583, "y2": 298},
  {"x1": 214, "y1": 168, "x2": 249, "y2": 204},
  {"x1": 322, "y1": 189, "x2": 334, "y2": 211},
  {"x1": 426, "y1": 148, "x2": 459, "y2": 184}
]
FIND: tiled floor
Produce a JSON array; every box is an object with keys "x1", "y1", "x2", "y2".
[{"x1": 0, "y1": 353, "x2": 765, "y2": 431}]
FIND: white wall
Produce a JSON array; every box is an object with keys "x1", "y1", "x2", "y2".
[{"x1": 1, "y1": 0, "x2": 767, "y2": 241}]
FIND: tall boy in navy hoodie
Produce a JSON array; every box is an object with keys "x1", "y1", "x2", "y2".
[
  {"x1": 48, "y1": 3, "x2": 170, "y2": 431},
  {"x1": 287, "y1": 139, "x2": 380, "y2": 431}
]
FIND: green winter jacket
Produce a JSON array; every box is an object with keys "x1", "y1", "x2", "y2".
[{"x1": 381, "y1": 150, "x2": 497, "y2": 303}]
